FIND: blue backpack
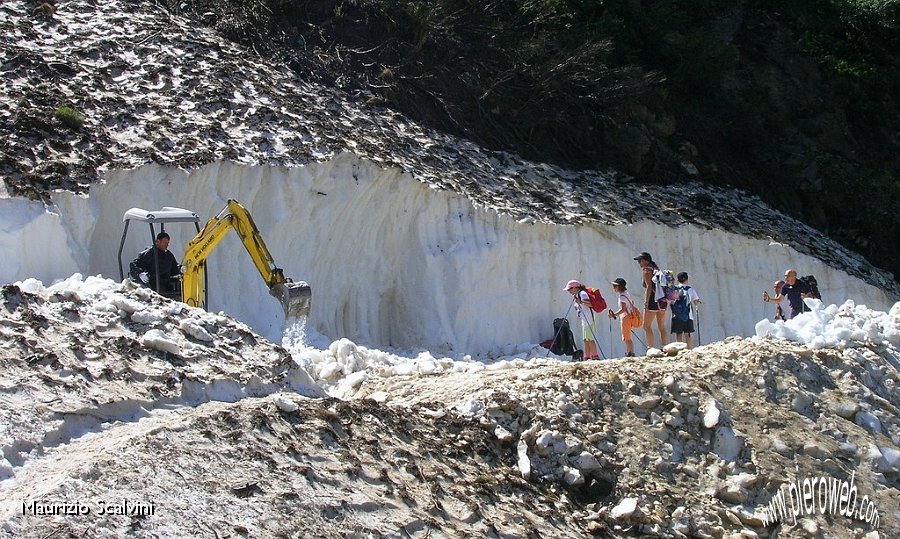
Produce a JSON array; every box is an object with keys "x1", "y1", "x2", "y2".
[{"x1": 671, "y1": 285, "x2": 692, "y2": 321}]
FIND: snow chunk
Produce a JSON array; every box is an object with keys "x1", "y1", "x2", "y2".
[
  {"x1": 132, "y1": 309, "x2": 165, "y2": 325},
  {"x1": 141, "y1": 329, "x2": 182, "y2": 355},
  {"x1": 108, "y1": 294, "x2": 147, "y2": 315},
  {"x1": 517, "y1": 440, "x2": 531, "y2": 479},
  {"x1": 180, "y1": 318, "x2": 213, "y2": 342},
  {"x1": 703, "y1": 399, "x2": 721, "y2": 429},
  {"x1": 274, "y1": 395, "x2": 299, "y2": 413}
]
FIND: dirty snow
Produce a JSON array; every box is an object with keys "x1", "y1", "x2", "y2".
[{"x1": 0, "y1": 275, "x2": 897, "y2": 537}]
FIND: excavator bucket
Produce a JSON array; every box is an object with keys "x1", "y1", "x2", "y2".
[{"x1": 269, "y1": 281, "x2": 312, "y2": 319}]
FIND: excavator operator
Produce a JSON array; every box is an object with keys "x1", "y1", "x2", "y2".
[{"x1": 130, "y1": 232, "x2": 181, "y2": 298}]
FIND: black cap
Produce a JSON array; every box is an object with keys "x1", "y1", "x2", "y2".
[
  {"x1": 633, "y1": 252, "x2": 652, "y2": 261},
  {"x1": 611, "y1": 278, "x2": 627, "y2": 288}
]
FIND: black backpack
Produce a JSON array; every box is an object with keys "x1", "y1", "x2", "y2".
[
  {"x1": 551, "y1": 318, "x2": 577, "y2": 357},
  {"x1": 800, "y1": 275, "x2": 822, "y2": 300}
]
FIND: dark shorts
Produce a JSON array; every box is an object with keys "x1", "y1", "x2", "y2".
[
  {"x1": 671, "y1": 317, "x2": 694, "y2": 334},
  {"x1": 646, "y1": 296, "x2": 666, "y2": 311}
]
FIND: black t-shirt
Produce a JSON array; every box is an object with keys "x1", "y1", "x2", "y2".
[
  {"x1": 130, "y1": 246, "x2": 179, "y2": 292},
  {"x1": 781, "y1": 279, "x2": 811, "y2": 318}
]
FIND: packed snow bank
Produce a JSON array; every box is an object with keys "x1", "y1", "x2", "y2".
[
  {"x1": 1, "y1": 157, "x2": 896, "y2": 356},
  {"x1": 755, "y1": 298, "x2": 900, "y2": 349}
]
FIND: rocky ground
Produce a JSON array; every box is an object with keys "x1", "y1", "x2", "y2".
[{"x1": 0, "y1": 280, "x2": 897, "y2": 538}]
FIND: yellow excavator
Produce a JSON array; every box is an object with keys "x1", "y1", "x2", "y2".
[{"x1": 117, "y1": 199, "x2": 311, "y2": 318}]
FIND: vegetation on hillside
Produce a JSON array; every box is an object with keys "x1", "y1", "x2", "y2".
[{"x1": 173, "y1": 0, "x2": 900, "y2": 282}]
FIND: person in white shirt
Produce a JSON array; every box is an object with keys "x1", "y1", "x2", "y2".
[
  {"x1": 607, "y1": 278, "x2": 640, "y2": 357},
  {"x1": 670, "y1": 271, "x2": 702, "y2": 348},
  {"x1": 564, "y1": 280, "x2": 600, "y2": 360}
]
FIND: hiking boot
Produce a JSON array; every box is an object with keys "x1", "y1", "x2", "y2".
[{"x1": 626, "y1": 352, "x2": 635, "y2": 357}]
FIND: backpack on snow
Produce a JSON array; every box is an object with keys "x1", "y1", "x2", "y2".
[
  {"x1": 799, "y1": 275, "x2": 822, "y2": 300},
  {"x1": 656, "y1": 270, "x2": 680, "y2": 301},
  {"x1": 551, "y1": 317, "x2": 578, "y2": 357},
  {"x1": 671, "y1": 285, "x2": 692, "y2": 322},
  {"x1": 584, "y1": 287, "x2": 608, "y2": 312}
]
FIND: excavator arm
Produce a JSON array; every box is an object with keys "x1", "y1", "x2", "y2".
[{"x1": 181, "y1": 200, "x2": 311, "y2": 318}]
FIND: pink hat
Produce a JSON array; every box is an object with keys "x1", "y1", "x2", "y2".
[{"x1": 563, "y1": 279, "x2": 583, "y2": 291}]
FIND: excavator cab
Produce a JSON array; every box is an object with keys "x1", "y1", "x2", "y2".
[
  {"x1": 118, "y1": 201, "x2": 311, "y2": 318},
  {"x1": 118, "y1": 206, "x2": 201, "y2": 305}
]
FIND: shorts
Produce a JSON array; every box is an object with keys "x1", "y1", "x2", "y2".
[
  {"x1": 671, "y1": 317, "x2": 694, "y2": 334},
  {"x1": 645, "y1": 296, "x2": 667, "y2": 311},
  {"x1": 581, "y1": 314, "x2": 597, "y2": 343},
  {"x1": 620, "y1": 315, "x2": 634, "y2": 342}
]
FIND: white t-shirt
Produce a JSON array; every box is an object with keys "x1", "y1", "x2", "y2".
[
  {"x1": 650, "y1": 270, "x2": 667, "y2": 301},
  {"x1": 617, "y1": 292, "x2": 637, "y2": 314},
  {"x1": 678, "y1": 285, "x2": 701, "y2": 320}
]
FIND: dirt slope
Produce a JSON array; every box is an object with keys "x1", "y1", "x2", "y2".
[{"x1": 1, "y1": 282, "x2": 897, "y2": 538}]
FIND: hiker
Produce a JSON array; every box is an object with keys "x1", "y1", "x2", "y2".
[
  {"x1": 634, "y1": 252, "x2": 668, "y2": 349},
  {"x1": 670, "y1": 272, "x2": 701, "y2": 348},
  {"x1": 564, "y1": 280, "x2": 600, "y2": 360},
  {"x1": 762, "y1": 280, "x2": 787, "y2": 321},
  {"x1": 764, "y1": 269, "x2": 810, "y2": 319},
  {"x1": 130, "y1": 232, "x2": 180, "y2": 297},
  {"x1": 607, "y1": 278, "x2": 640, "y2": 357}
]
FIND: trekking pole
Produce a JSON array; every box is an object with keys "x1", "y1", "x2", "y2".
[
  {"x1": 545, "y1": 300, "x2": 575, "y2": 358},
  {"x1": 631, "y1": 328, "x2": 648, "y2": 351},
  {"x1": 609, "y1": 317, "x2": 615, "y2": 357},
  {"x1": 696, "y1": 306, "x2": 701, "y2": 346}
]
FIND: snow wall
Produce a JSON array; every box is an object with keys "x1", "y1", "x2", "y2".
[{"x1": 1, "y1": 153, "x2": 895, "y2": 357}]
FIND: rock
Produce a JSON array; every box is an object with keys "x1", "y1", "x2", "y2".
[
  {"x1": 791, "y1": 393, "x2": 814, "y2": 415},
  {"x1": 703, "y1": 399, "x2": 721, "y2": 429},
  {"x1": 735, "y1": 507, "x2": 764, "y2": 527},
  {"x1": 574, "y1": 451, "x2": 602, "y2": 472},
  {"x1": 494, "y1": 425, "x2": 515, "y2": 442},
  {"x1": 722, "y1": 510, "x2": 741, "y2": 526},
  {"x1": 535, "y1": 430, "x2": 559, "y2": 455},
  {"x1": 877, "y1": 446, "x2": 899, "y2": 473},
  {"x1": 714, "y1": 426, "x2": 745, "y2": 462},
  {"x1": 836, "y1": 441, "x2": 858, "y2": 458},
  {"x1": 799, "y1": 518, "x2": 818, "y2": 537},
  {"x1": 563, "y1": 436, "x2": 583, "y2": 455},
  {"x1": 831, "y1": 401, "x2": 858, "y2": 420},
  {"x1": 563, "y1": 466, "x2": 584, "y2": 485},
  {"x1": 802, "y1": 442, "x2": 831, "y2": 461},
  {"x1": 715, "y1": 484, "x2": 747, "y2": 504},
  {"x1": 771, "y1": 437, "x2": 793, "y2": 457},
  {"x1": 664, "y1": 375, "x2": 677, "y2": 391},
  {"x1": 664, "y1": 342, "x2": 687, "y2": 355},
  {"x1": 855, "y1": 411, "x2": 882, "y2": 434},
  {"x1": 609, "y1": 497, "x2": 638, "y2": 520},
  {"x1": 629, "y1": 395, "x2": 662, "y2": 410}
]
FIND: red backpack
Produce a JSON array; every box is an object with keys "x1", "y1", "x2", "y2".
[{"x1": 584, "y1": 287, "x2": 608, "y2": 312}]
